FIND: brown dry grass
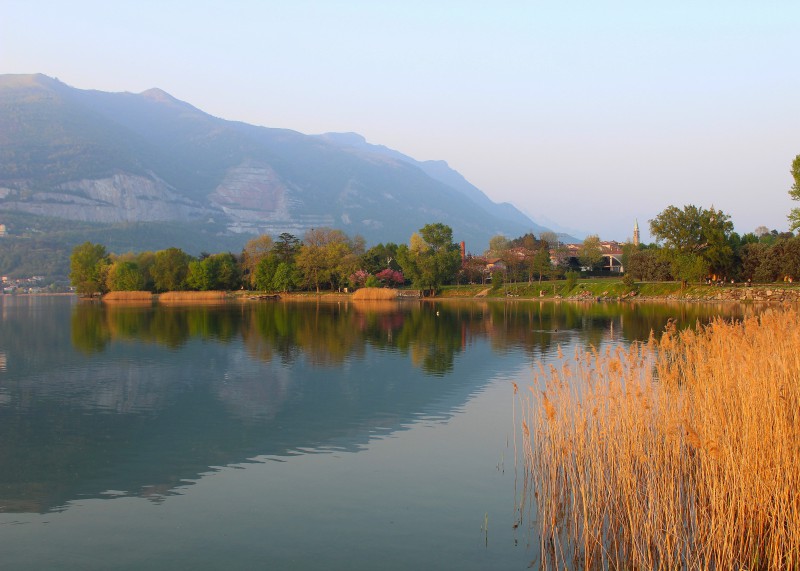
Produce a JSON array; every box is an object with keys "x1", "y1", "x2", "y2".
[
  {"x1": 352, "y1": 287, "x2": 398, "y2": 300},
  {"x1": 518, "y1": 308, "x2": 800, "y2": 570},
  {"x1": 102, "y1": 291, "x2": 153, "y2": 302},
  {"x1": 157, "y1": 291, "x2": 228, "y2": 303}
]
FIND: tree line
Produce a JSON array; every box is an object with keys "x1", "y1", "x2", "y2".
[{"x1": 69, "y1": 223, "x2": 463, "y2": 297}]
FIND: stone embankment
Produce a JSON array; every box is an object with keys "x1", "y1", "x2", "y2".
[
  {"x1": 562, "y1": 286, "x2": 800, "y2": 303},
  {"x1": 677, "y1": 287, "x2": 800, "y2": 303}
]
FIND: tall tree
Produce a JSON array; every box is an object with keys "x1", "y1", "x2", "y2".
[
  {"x1": 295, "y1": 228, "x2": 361, "y2": 292},
  {"x1": 69, "y1": 242, "x2": 109, "y2": 296},
  {"x1": 649, "y1": 205, "x2": 734, "y2": 281},
  {"x1": 274, "y1": 233, "x2": 300, "y2": 264},
  {"x1": 106, "y1": 260, "x2": 145, "y2": 291},
  {"x1": 789, "y1": 155, "x2": 800, "y2": 231},
  {"x1": 241, "y1": 234, "x2": 273, "y2": 288},
  {"x1": 152, "y1": 247, "x2": 191, "y2": 292},
  {"x1": 578, "y1": 234, "x2": 604, "y2": 273},
  {"x1": 397, "y1": 223, "x2": 461, "y2": 294}
]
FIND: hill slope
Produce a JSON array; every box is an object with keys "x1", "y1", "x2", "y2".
[{"x1": 0, "y1": 74, "x2": 554, "y2": 261}]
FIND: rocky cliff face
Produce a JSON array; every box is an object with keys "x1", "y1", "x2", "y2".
[{"x1": 0, "y1": 173, "x2": 210, "y2": 223}]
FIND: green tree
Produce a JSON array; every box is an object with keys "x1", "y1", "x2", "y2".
[
  {"x1": 136, "y1": 251, "x2": 157, "y2": 292},
  {"x1": 106, "y1": 260, "x2": 145, "y2": 291},
  {"x1": 627, "y1": 247, "x2": 673, "y2": 281},
  {"x1": 578, "y1": 234, "x2": 604, "y2": 273},
  {"x1": 186, "y1": 253, "x2": 241, "y2": 291},
  {"x1": 253, "y1": 255, "x2": 279, "y2": 291},
  {"x1": 296, "y1": 228, "x2": 361, "y2": 292},
  {"x1": 186, "y1": 259, "x2": 213, "y2": 291},
  {"x1": 271, "y1": 262, "x2": 297, "y2": 292},
  {"x1": 789, "y1": 155, "x2": 800, "y2": 231},
  {"x1": 241, "y1": 234, "x2": 273, "y2": 288},
  {"x1": 649, "y1": 205, "x2": 734, "y2": 282},
  {"x1": 360, "y1": 242, "x2": 400, "y2": 274},
  {"x1": 152, "y1": 247, "x2": 191, "y2": 292},
  {"x1": 69, "y1": 242, "x2": 109, "y2": 296},
  {"x1": 274, "y1": 232, "x2": 301, "y2": 264},
  {"x1": 397, "y1": 223, "x2": 462, "y2": 294},
  {"x1": 531, "y1": 247, "x2": 552, "y2": 283}
]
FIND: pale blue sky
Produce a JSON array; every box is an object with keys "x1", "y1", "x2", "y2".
[{"x1": 2, "y1": 0, "x2": 799, "y2": 242}]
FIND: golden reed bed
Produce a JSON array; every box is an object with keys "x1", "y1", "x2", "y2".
[
  {"x1": 102, "y1": 291, "x2": 153, "y2": 302},
  {"x1": 517, "y1": 309, "x2": 800, "y2": 570},
  {"x1": 351, "y1": 287, "x2": 399, "y2": 300},
  {"x1": 101, "y1": 291, "x2": 230, "y2": 303},
  {"x1": 157, "y1": 291, "x2": 228, "y2": 303}
]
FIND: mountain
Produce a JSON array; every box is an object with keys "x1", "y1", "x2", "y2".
[{"x1": 0, "y1": 73, "x2": 554, "y2": 259}]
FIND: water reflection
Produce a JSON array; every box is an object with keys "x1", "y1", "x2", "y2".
[{"x1": 0, "y1": 296, "x2": 763, "y2": 515}]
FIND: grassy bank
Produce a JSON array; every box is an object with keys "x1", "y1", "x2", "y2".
[
  {"x1": 439, "y1": 279, "x2": 800, "y2": 301},
  {"x1": 518, "y1": 308, "x2": 800, "y2": 569}
]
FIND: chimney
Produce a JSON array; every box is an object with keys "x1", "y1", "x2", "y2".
[{"x1": 460, "y1": 241, "x2": 466, "y2": 260}]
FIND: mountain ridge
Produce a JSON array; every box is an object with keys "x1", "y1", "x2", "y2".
[{"x1": 0, "y1": 74, "x2": 560, "y2": 256}]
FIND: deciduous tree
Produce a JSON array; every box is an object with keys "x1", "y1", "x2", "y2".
[
  {"x1": 649, "y1": 205, "x2": 734, "y2": 281},
  {"x1": 397, "y1": 223, "x2": 461, "y2": 294},
  {"x1": 106, "y1": 260, "x2": 145, "y2": 291},
  {"x1": 69, "y1": 242, "x2": 109, "y2": 296},
  {"x1": 789, "y1": 155, "x2": 800, "y2": 231},
  {"x1": 152, "y1": 247, "x2": 191, "y2": 292},
  {"x1": 296, "y1": 228, "x2": 362, "y2": 292},
  {"x1": 579, "y1": 234, "x2": 604, "y2": 273},
  {"x1": 241, "y1": 234, "x2": 273, "y2": 288}
]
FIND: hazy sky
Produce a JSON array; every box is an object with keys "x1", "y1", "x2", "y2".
[{"x1": 2, "y1": 0, "x2": 799, "y2": 242}]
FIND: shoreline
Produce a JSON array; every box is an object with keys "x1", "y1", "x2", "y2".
[{"x1": 6, "y1": 284, "x2": 800, "y2": 304}]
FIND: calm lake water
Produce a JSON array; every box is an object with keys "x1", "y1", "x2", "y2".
[{"x1": 0, "y1": 296, "x2": 762, "y2": 570}]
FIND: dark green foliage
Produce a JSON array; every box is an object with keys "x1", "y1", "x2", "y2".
[
  {"x1": 740, "y1": 236, "x2": 800, "y2": 282},
  {"x1": 360, "y1": 242, "x2": 401, "y2": 274},
  {"x1": 273, "y1": 233, "x2": 300, "y2": 264},
  {"x1": 69, "y1": 241, "x2": 109, "y2": 295},
  {"x1": 626, "y1": 249, "x2": 673, "y2": 281},
  {"x1": 152, "y1": 248, "x2": 191, "y2": 292},
  {"x1": 185, "y1": 252, "x2": 240, "y2": 291}
]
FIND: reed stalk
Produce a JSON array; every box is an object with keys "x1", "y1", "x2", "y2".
[{"x1": 518, "y1": 308, "x2": 800, "y2": 570}]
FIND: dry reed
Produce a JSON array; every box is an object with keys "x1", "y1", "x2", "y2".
[
  {"x1": 351, "y1": 287, "x2": 399, "y2": 300},
  {"x1": 102, "y1": 291, "x2": 154, "y2": 302},
  {"x1": 518, "y1": 308, "x2": 800, "y2": 570},
  {"x1": 157, "y1": 291, "x2": 228, "y2": 303}
]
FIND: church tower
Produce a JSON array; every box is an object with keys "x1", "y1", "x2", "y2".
[{"x1": 633, "y1": 219, "x2": 640, "y2": 247}]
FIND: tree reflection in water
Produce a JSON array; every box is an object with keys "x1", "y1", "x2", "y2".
[{"x1": 71, "y1": 299, "x2": 766, "y2": 375}]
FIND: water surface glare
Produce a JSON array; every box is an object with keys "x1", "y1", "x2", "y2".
[{"x1": 0, "y1": 296, "x2": 761, "y2": 569}]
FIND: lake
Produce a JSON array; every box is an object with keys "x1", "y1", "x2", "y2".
[{"x1": 0, "y1": 296, "x2": 761, "y2": 570}]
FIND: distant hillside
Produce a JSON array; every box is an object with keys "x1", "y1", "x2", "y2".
[{"x1": 0, "y1": 73, "x2": 556, "y2": 267}]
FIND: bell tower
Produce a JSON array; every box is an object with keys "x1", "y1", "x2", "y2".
[{"x1": 633, "y1": 219, "x2": 640, "y2": 247}]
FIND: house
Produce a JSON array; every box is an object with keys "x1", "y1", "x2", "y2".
[{"x1": 559, "y1": 241, "x2": 626, "y2": 273}]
